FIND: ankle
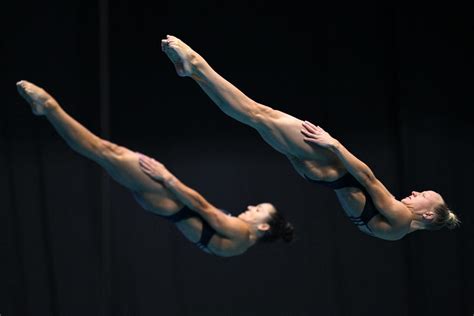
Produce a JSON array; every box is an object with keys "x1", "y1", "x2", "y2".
[
  {"x1": 44, "y1": 98, "x2": 60, "y2": 114},
  {"x1": 190, "y1": 54, "x2": 208, "y2": 79}
]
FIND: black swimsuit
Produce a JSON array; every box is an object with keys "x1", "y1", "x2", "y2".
[
  {"x1": 161, "y1": 206, "x2": 233, "y2": 255},
  {"x1": 305, "y1": 172, "x2": 379, "y2": 235},
  {"x1": 132, "y1": 192, "x2": 231, "y2": 254}
]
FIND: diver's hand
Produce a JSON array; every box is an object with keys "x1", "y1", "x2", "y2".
[
  {"x1": 138, "y1": 154, "x2": 173, "y2": 182},
  {"x1": 301, "y1": 121, "x2": 340, "y2": 150}
]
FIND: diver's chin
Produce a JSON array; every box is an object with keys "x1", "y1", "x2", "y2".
[{"x1": 401, "y1": 197, "x2": 410, "y2": 204}]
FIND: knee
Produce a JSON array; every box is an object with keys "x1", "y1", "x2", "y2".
[
  {"x1": 133, "y1": 191, "x2": 182, "y2": 216},
  {"x1": 97, "y1": 139, "x2": 126, "y2": 161},
  {"x1": 253, "y1": 103, "x2": 278, "y2": 124}
]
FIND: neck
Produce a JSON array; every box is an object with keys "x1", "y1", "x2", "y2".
[
  {"x1": 241, "y1": 219, "x2": 262, "y2": 243},
  {"x1": 409, "y1": 217, "x2": 425, "y2": 232}
]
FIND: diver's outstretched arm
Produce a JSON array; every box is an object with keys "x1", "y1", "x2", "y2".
[
  {"x1": 301, "y1": 121, "x2": 404, "y2": 223},
  {"x1": 138, "y1": 154, "x2": 247, "y2": 239}
]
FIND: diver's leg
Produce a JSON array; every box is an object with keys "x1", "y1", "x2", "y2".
[
  {"x1": 16, "y1": 80, "x2": 180, "y2": 213},
  {"x1": 162, "y1": 36, "x2": 274, "y2": 128},
  {"x1": 161, "y1": 35, "x2": 335, "y2": 163}
]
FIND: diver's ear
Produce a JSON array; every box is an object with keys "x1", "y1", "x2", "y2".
[
  {"x1": 257, "y1": 223, "x2": 270, "y2": 232},
  {"x1": 422, "y1": 211, "x2": 435, "y2": 221}
]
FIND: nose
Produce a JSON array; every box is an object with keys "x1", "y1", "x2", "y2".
[{"x1": 412, "y1": 191, "x2": 419, "y2": 196}]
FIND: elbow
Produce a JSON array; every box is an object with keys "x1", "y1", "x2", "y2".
[
  {"x1": 360, "y1": 168, "x2": 377, "y2": 186},
  {"x1": 191, "y1": 202, "x2": 214, "y2": 216},
  {"x1": 366, "y1": 171, "x2": 376, "y2": 183},
  {"x1": 201, "y1": 207, "x2": 222, "y2": 227}
]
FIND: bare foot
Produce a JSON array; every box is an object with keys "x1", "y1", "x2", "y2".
[
  {"x1": 161, "y1": 35, "x2": 196, "y2": 77},
  {"x1": 16, "y1": 80, "x2": 58, "y2": 116}
]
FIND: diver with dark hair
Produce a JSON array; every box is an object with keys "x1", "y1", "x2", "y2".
[{"x1": 16, "y1": 80, "x2": 294, "y2": 257}]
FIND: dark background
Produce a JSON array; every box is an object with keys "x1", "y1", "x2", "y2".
[{"x1": 1, "y1": 1, "x2": 473, "y2": 316}]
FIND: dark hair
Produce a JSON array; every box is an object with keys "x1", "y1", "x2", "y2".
[
  {"x1": 426, "y1": 202, "x2": 461, "y2": 231},
  {"x1": 260, "y1": 211, "x2": 295, "y2": 243}
]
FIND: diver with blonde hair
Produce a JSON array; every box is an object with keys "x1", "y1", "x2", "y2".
[{"x1": 161, "y1": 34, "x2": 460, "y2": 240}]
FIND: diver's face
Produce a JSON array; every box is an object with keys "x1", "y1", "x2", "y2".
[
  {"x1": 238, "y1": 203, "x2": 275, "y2": 224},
  {"x1": 401, "y1": 190, "x2": 443, "y2": 214}
]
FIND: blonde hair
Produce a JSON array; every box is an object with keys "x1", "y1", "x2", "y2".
[
  {"x1": 427, "y1": 203, "x2": 461, "y2": 231},
  {"x1": 445, "y1": 211, "x2": 461, "y2": 230}
]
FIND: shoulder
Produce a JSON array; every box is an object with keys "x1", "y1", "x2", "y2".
[
  {"x1": 372, "y1": 213, "x2": 412, "y2": 240},
  {"x1": 377, "y1": 200, "x2": 412, "y2": 228},
  {"x1": 214, "y1": 211, "x2": 251, "y2": 237},
  {"x1": 387, "y1": 200, "x2": 412, "y2": 221},
  {"x1": 212, "y1": 229, "x2": 252, "y2": 256}
]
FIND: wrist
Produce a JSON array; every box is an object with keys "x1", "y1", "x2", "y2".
[
  {"x1": 330, "y1": 140, "x2": 341, "y2": 152},
  {"x1": 164, "y1": 175, "x2": 177, "y2": 187}
]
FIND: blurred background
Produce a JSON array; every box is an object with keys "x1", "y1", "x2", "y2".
[{"x1": 1, "y1": 2, "x2": 473, "y2": 315}]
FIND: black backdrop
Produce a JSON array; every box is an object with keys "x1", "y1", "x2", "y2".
[{"x1": 1, "y1": 2, "x2": 473, "y2": 316}]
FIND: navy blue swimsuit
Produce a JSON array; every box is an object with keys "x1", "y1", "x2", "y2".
[{"x1": 305, "y1": 172, "x2": 379, "y2": 235}]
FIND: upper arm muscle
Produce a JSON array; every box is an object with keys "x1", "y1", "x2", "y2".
[
  {"x1": 365, "y1": 178, "x2": 405, "y2": 223},
  {"x1": 201, "y1": 206, "x2": 248, "y2": 240}
]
